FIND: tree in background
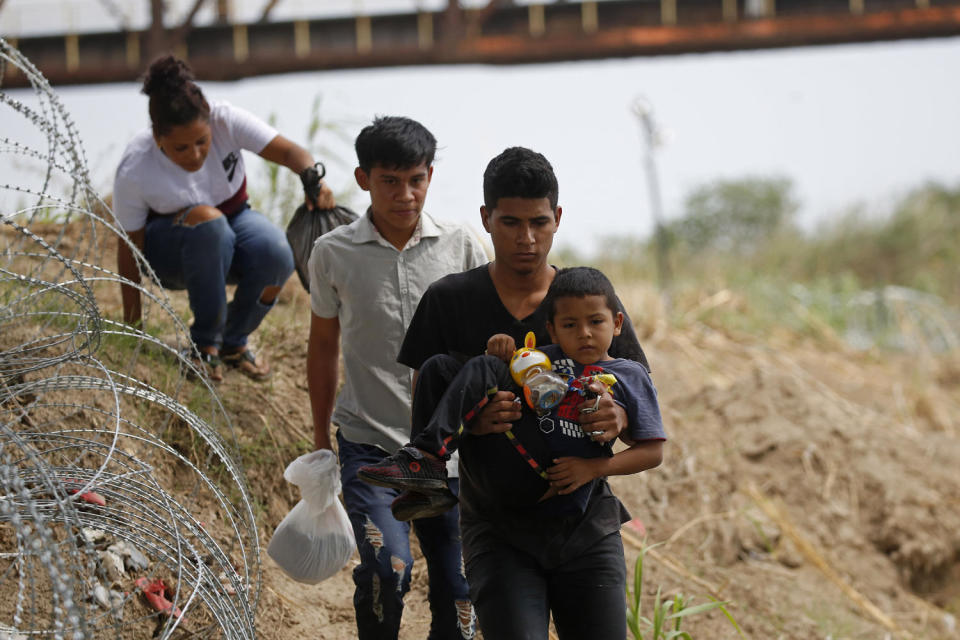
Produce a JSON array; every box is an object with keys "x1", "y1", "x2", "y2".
[
  {"x1": 808, "y1": 182, "x2": 960, "y2": 300},
  {"x1": 667, "y1": 176, "x2": 799, "y2": 255}
]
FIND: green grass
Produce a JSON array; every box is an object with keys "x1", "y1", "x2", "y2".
[{"x1": 626, "y1": 540, "x2": 745, "y2": 640}]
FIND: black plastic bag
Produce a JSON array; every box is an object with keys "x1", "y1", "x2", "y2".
[{"x1": 286, "y1": 204, "x2": 358, "y2": 292}]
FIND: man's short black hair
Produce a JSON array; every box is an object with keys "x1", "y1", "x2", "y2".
[
  {"x1": 544, "y1": 267, "x2": 619, "y2": 322},
  {"x1": 355, "y1": 116, "x2": 437, "y2": 173},
  {"x1": 483, "y1": 147, "x2": 559, "y2": 212}
]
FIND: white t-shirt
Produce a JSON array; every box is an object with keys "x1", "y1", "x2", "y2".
[{"x1": 112, "y1": 100, "x2": 278, "y2": 231}]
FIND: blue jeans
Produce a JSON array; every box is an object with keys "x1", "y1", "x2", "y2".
[
  {"x1": 144, "y1": 205, "x2": 294, "y2": 351},
  {"x1": 337, "y1": 431, "x2": 475, "y2": 640}
]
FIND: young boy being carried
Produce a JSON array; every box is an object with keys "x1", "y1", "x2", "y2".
[{"x1": 359, "y1": 266, "x2": 666, "y2": 639}]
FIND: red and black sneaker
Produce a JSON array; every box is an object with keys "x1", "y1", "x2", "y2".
[
  {"x1": 357, "y1": 446, "x2": 448, "y2": 492},
  {"x1": 391, "y1": 489, "x2": 458, "y2": 522}
]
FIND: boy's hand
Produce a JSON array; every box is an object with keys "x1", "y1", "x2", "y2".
[
  {"x1": 547, "y1": 457, "x2": 601, "y2": 494},
  {"x1": 485, "y1": 334, "x2": 516, "y2": 362},
  {"x1": 578, "y1": 379, "x2": 625, "y2": 443},
  {"x1": 470, "y1": 392, "x2": 522, "y2": 435}
]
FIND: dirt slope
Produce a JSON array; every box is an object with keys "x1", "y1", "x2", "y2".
[{"x1": 221, "y1": 280, "x2": 959, "y2": 640}]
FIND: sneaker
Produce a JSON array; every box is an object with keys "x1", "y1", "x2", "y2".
[
  {"x1": 391, "y1": 489, "x2": 458, "y2": 522},
  {"x1": 357, "y1": 446, "x2": 448, "y2": 492}
]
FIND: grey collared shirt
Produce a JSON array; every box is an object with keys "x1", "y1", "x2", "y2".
[{"x1": 309, "y1": 209, "x2": 488, "y2": 462}]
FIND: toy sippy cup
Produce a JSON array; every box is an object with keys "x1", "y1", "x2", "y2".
[{"x1": 509, "y1": 332, "x2": 569, "y2": 415}]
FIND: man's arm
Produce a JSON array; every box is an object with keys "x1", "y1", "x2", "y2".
[
  {"x1": 610, "y1": 296, "x2": 650, "y2": 372},
  {"x1": 410, "y1": 364, "x2": 520, "y2": 438},
  {"x1": 258, "y1": 134, "x2": 335, "y2": 209},
  {"x1": 116, "y1": 229, "x2": 145, "y2": 326},
  {"x1": 307, "y1": 313, "x2": 341, "y2": 450}
]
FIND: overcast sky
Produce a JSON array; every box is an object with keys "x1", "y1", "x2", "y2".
[{"x1": 3, "y1": 2, "x2": 958, "y2": 256}]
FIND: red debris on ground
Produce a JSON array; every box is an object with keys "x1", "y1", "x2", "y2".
[
  {"x1": 135, "y1": 577, "x2": 182, "y2": 617},
  {"x1": 65, "y1": 480, "x2": 106, "y2": 506}
]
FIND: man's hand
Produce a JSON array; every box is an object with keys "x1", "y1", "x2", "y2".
[
  {"x1": 578, "y1": 379, "x2": 626, "y2": 444},
  {"x1": 485, "y1": 333, "x2": 516, "y2": 362},
  {"x1": 547, "y1": 457, "x2": 601, "y2": 494},
  {"x1": 469, "y1": 391, "x2": 522, "y2": 435}
]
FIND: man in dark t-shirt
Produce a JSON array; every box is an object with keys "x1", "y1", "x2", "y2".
[
  {"x1": 398, "y1": 263, "x2": 649, "y2": 369},
  {"x1": 396, "y1": 147, "x2": 654, "y2": 639}
]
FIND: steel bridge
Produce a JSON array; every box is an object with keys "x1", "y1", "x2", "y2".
[{"x1": 2, "y1": 0, "x2": 960, "y2": 88}]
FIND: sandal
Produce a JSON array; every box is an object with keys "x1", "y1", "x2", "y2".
[
  {"x1": 221, "y1": 348, "x2": 271, "y2": 380},
  {"x1": 180, "y1": 348, "x2": 223, "y2": 382}
]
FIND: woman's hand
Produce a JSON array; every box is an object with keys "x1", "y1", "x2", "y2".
[
  {"x1": 259, "y1": 135, "x2": 336, "y2": 209},
  {"x1": 311, "y1": 181, "x2": 336, "y2": 210}
]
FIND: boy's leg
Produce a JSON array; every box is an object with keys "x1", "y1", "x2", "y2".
[
  {"x1": 410, "y1": 354, "x2": 464, "y2": 441},
  {"x1": 144, "y1": 209, "x2": 234, "y2": 350},
  {"x1": 411, "y1": 354, "x2": 515, "y2": 457},
  {"x1": 337, "y1": 432, "x2": 413, "y2": 639},
  {"x1": 411, "y1": 478, "x2": 476, "y2": 640},
  {"x1": 465, "y1": 535, "x2": 550, "y2": 640},
  {"x1": 220, "y1": 207, "x2": 295, "y2": 352},
  {"x1": 358, "y1": 355, "x2": 514, "y2": 492},
  {"x1": 547, "y1": 531, "x2": 627, "y2": 640}
]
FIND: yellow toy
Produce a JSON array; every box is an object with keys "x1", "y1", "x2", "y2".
[
  {"x1": 508, "y1": 332, "x2": 620, "y2": 416},
  {"x1": 509, "y1": 332, "x2": 569, "y2": 415},
  {"x1": 509, "y1": 332, "x2": 551, "y2": 386}
]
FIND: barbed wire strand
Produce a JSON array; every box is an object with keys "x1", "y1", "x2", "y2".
[{"x1": 2, "y1": 37, "x2": 261, "y2": 640}]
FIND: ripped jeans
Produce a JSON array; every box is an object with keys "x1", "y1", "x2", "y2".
[
  {"x1": 337, "y1": 431, "x2": 475, "y2": 640},
  {"x1": 143, "y1": 205, "x2": 294, "y2": 351}
]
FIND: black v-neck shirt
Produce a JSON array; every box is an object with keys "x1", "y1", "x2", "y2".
[
  {"x1": 398, "y1": 264, "x2": 651, "y2": 561},
  {"x1": 398, "y1": 264, "x2": 649, "y2": 371}
]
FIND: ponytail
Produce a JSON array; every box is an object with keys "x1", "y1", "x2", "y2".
[{"x1": 141, "y1": 55, "x2": 210, "y2": 136}]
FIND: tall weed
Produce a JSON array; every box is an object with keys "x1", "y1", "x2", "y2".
[
  {"x1": 626, "y1": 540, "x2": 744, "y2": 639},
  {"x1": 581, "y1": 180, "x2": 960, "y2": 351}
]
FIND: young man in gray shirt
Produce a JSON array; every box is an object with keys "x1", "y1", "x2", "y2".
[{"x1": 307, "y1": 116, "x2": 486, "y2": 639}]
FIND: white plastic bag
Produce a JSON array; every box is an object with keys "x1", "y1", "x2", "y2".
[{"x1": 267, "y1": 450, "x2": 355, "y2": 584}]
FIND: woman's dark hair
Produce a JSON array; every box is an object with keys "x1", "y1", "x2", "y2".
[
  {"x1": 354, "y1": 116, "x2": 437, "y2": 174},
  {"x1": 483, "y1": 146, "x2": 559, "y2": 212},
  {"x1": 141, "y1": 55, "x2": 210, "y2": 136},
  {"x1": 544, "y1": 267, "x2": 619, "y2": 322}
]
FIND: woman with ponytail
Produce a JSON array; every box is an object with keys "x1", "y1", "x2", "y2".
[{"x1": 114, "y1": 55, "x2": 334, "y2": 381}]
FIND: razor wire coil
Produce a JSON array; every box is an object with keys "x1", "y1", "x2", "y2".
[{"x1": 2, "y1": 37, "x2": 260, "y2": 640}]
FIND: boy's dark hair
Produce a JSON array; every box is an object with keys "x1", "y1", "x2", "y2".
[
  {"x1": 544, "y1": 267, "x2": 619, "y2": 322},
  {"x1": 355, "y1": 116, "x2": 437, "y2": 173},
  {"x1": 483, "y1": 147, "x2": 559, "y2": 212},
  {"x1": 141, "y1": 55, "x2": 210, "y2": 137}
]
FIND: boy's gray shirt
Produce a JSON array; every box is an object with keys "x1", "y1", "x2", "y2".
[{"x1": 308, "y1": 209, "x2": 488, "y2": 468}]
